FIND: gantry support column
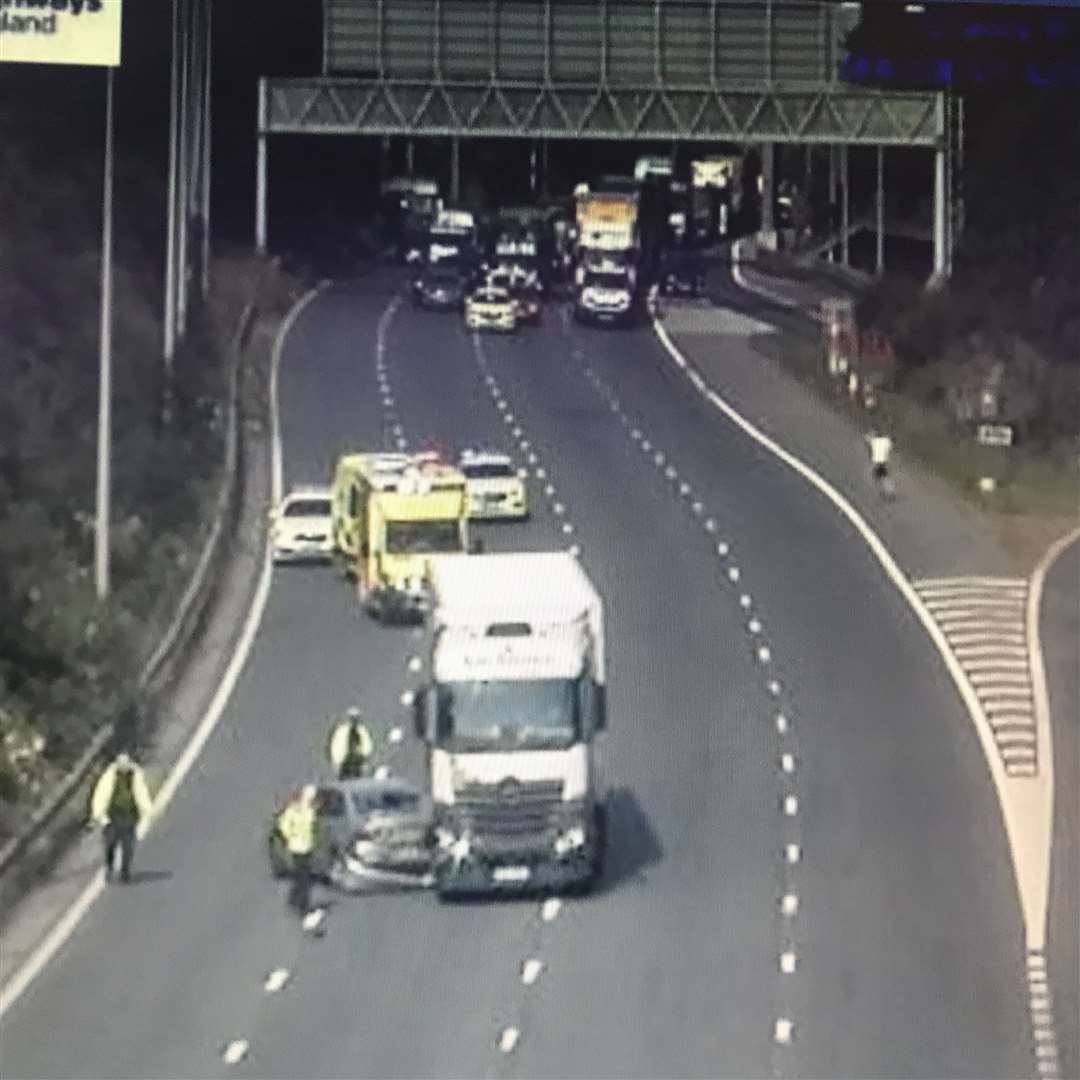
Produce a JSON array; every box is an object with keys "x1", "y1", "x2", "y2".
[
  {"x1": 758, "y1": 142, "x2": 776, "y2": 251},
  {"x1": 827, "y1": 143, "x2": 837, "y2": 263},
  {"x1": 255, "y1": 78, "x2": 267, "y2": 254},
  {"x1": 876, "y1": 145, "x2": 885, "y2": 276},
  {"x1": 450, "y1": 135, "x2": 460, "y2": 201},
  {"x1": 840, "y1": 143, "x2": 849, "y2": 266},
  {"x1": 931, "y1": 144, "x2": 946, "y2": 284}
]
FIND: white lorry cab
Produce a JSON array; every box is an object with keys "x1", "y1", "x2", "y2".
[{"x1": 413, "y1": 552, "x2": 609, "y2": 897}]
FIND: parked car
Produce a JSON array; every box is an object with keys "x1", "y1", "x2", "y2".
[{"x1": 270, "y1": 486, "x2": 333, "y2": 563}]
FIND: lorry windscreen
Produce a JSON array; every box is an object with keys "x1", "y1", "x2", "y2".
[
  {"x1": 385, "y1": 520, "x2": 462, "y2": 554},
  {"x1": 436, "y1": 678, "x2": 581, "y2": 751}
]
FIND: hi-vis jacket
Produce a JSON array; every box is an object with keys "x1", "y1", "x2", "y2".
[
  {"x1": 328, "y1": 721, "x2": 374, "y2": 771},
  {"x1": 90, "y1": 762, "x2": 154, "y2": 827},
  {"x1": 277, "y1": 800, "x2": 319, "y2": 856}
]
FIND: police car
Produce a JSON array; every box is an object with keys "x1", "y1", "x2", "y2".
[
  {"x1": 270, "y1": 486, "x2": 333, "y2": 563},
  {"x1": 458, "y1": 450, "x2": 528, "y2": 521},
  {"x1": 464, "y1": 284, "x2": 517, "y2": 332}
]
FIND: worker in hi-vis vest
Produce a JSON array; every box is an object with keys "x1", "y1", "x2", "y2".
[
  {"x1": 328, "y1": 707, "x2": 375, "y2": 780},
  {"x1": 90, "y1": 751, "x2": 154, "y2": 884},
  {"x1": 276, "y1": 784, "x2": 321, "y2": 915}
]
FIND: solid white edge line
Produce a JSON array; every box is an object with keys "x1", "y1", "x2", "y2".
[
  {"x1": 0, "y1": 279, "x2": 332, "y2": 1022},
  {"x1": 650, "y1": 305, "x2": 1052, "y2": 968},
  {"x1": 1026, "y1": 524, "x2": 1079, "y2": 951}
]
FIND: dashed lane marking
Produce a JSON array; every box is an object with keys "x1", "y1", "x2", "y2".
[
  {"x1": 264, "y1": 968, "x2": 290, "y2": 993},
  {"x1": 541, "y1": 897, "x2": 562, "y2": 922},
  {"x1": 222, "y1": 1039, "x2": 250, "y2": 1065},
  {"x1": 521, "y1": 959, "x2": 544, "y2": 986},
  {"x1": 781, "y1": 894, "x2": 799, "y2": 917},
  {"x1": 499, "y1": 1027, "x2": 520, "y2": 1054}
]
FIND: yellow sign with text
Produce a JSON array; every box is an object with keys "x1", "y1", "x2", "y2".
[{"x1": 0, "y1": 0, "x2": 122, "y2": 67}]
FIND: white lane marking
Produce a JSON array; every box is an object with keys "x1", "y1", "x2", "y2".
[
  {"x1": 749, "y1": 618, "x2": 762, "y2": 634},
  {"x1": 512, "y1": 426, "x2": 523, "y2": 438},
  {"x1": 651, "y1": 308, "x2": 1073, "y2": 999},
  {"x1": 562, "y1": 523, "x2": 574, "y2": 534},
  {"x1": 776, "y1": 714, "x2": 789, "y2": 734},
  {"x1": 654, "y1": 452, "x2": 665, "y2": 466},
  {"x1": 692, "y1": 501, "x2": 704, "y2": 515},
  {"x1": 768, "y1": 680, "x2": 782, "y2": 696},
  {"x1": 544, "y1": 484, "x2": 555, "y2": 496},
  {"x1": 522, "y1": 959, "x2": 544, "y2": 986},
  {"x1": 785, "y1": 844, "x2": 801, "y2": 864},
  {"x1": 631, "y1": 428, "x2": 642, "y2": 440},
  {"x1": 739, "y1": 594, "x2": 752, "y2": 608},
  {"x1": 774, "y1": 1018, "x2": 794, "y2": 1045},
  {"x1": 264, "y1": 968, "x2": 290, "y2": 993},
  {"x1": 781, "y1": 894, "x2": 799, "y2": 917},
  {"x1": 780, "y1": 753, "x2": 795, "y2": 774},
  {"x1": 527, "y1": 452, "x2": 538, "y2": 465},
  {"x1": 541, "y1": 897, "x2": 562, "y2": 921},
  {"x1": 399, "y1": 688, "x2": 414, "y2": 705},
  {"x1": 222, "y1": 1039, "x2": 249, "y2": 1065},
  {"x1": 784, "y1": 795, "x2": 799, "y2": 816},
  {"x1": 705, "y1": 518, "x2": 717, "y2": 533},
  {"x1": 389, "y1": 726, "x2": 404, "y2": 744},
  {"x1": 717, "y1": 542, "x2": 730, "y2": 556},
  {"x1": 553, "y1": 502, "x2": 565, "y2": 515},
  {"x1": 728, "y1": 566, "x2": 740, "y2": 582},
  {"x1": 396, "y1": 437, "x2": 408, "y2": 450},
  {"x1": 780, "y1": 951, "x2": 797, "y2": 974},
  {"x1": 520, "y1": 440, "x2": 531, "y2": 452},
  {"x1": 757, "y1": 646, "x2": 772, "y2": 663},
  {"x1": 499, "y1": 1027, "x2": 520, "y2": 1054},
  {"x1": 642, "y1": 439, "x2": 653, "y2": 452},
  {"x1": 302, "y1": 907, "x2": 326, "y2": 933},
  {"x1": 679, "y1": 482, "x2": 691, "y2": 496},
  {"x1": 569, "y1": 544, "x2": 582, "y2": 557},
  {"x1": 374, "y1": 765, "x2": 390, "y2": 780},
  {"x1": 408, "y1": 656, "x2": 422, "y2": 672},
  {"x1": 536, "y1": 467, "x2": 547, "y2": 480},
  {"x1": 665, "y1": 465, "x2": 678, "y2": 480},
  {"x1": 0, "y1": 277, "x2": 336, "y2": 1023}
]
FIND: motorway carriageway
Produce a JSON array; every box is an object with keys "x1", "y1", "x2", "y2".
[{"x1": 0, "y1": 274, "x2": 1034, "y2": 1079}]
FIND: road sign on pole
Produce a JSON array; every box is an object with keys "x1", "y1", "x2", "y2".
[{"x1": 0, "y1": 0, "x2": 122, "y2": 67}]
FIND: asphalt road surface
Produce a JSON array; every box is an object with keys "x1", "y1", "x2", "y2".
[{"x1": 0, "y1": 277, "x2": 1034, "y2": 1079}]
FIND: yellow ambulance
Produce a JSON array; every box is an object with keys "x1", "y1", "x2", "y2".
[{"x1": 331, "y1": 452, "x2": 469, "y2": 621}]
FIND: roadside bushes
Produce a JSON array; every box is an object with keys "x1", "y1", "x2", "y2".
[{"x1": 0, "y1": 126, "x2": 227, "y2": 842}]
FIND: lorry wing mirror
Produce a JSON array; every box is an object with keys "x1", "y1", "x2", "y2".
[
  {"x1": 594, "y1": 684, "x2": 607, "y2": 733},
  {"x1": 413, "y1": 687, "x2": 429, "y2": 741}
]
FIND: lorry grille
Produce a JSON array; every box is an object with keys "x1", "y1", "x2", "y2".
[{"x1": 455, "y1": 780, "x2": 563, "y2": 837}]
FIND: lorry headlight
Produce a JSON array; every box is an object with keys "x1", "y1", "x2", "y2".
[{"x1": 554, "y1": 826, "x2": 587, "y2": 856}]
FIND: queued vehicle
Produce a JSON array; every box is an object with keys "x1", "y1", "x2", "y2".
[
  {"x1": 660, "y1": 247, "x2": 706, "y2": 298},
  {"x1": 487, "y1": 266, "x2": 542, "y2": 325},
  {"x1": 459, "y1": 449, "x2": 529, "y2": 521},
  {"x1": 268, "y1": 777, "x2": 435, "y2": 884},
  {"x1": 412, "y1": 262, "x2": 469, "y2": 311},
  {"x1": 465, "y1": 284, "x2": 517, "y2": 333},
  {"x1": 269, "y1": 486, "x2": 333, "y2": 564}
]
